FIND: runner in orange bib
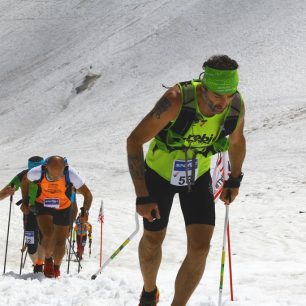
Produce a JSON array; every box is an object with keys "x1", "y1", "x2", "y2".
[{"x1": 21, "y1": 156, "x2": 93, "y2": 278}]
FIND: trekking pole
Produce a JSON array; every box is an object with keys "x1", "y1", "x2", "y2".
[
  {"x1": 22, "y1": 250, "x2": 28, "y2": 269},
  {"x1": 67, "y1": 206, "x2": 75, "y2": 274},
  {"x1": 3, "y1": 194, "x2": 14, "y2": 274},
  {"x1": 72, "y1": 239, "x2": 75, "y2": 255},
  {"x1": 98, "y1": 201, "x2": 104, "y2": 269},
  {"x1": 89, "y1": 239, "x2": 92, "y2": 257},
  {"x1": 218, "y1": 151, "x2": 232, "y2": 306},
  {"x1": 19, "y1": 232, "x2": 26, "y2": 275},
  {"x1": 78, "y1": 255, "x2": 81, "y2": 273},
  {"x1": 67, "y1": 228, "x2": 73, "y2": 274},
  {"x1": 218, "y1": 204, "x2": 230, "y2": 306},
  {"x1": 227, "y1": 222, "x2": 234, "y2": 301},
  {"x1": 69, "y1": 243, "x2": 82, "y2": 271},
  {"x1": 91, "y1": 212, "x2": 140, "y2": 280}
]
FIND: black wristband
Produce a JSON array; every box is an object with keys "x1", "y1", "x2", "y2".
[
  {"x1": 223, "y1": 173, "x2": 244, "y2": 189},
  {"x1": 136, "y1": 196, "x2": 155, "y2": 205}
]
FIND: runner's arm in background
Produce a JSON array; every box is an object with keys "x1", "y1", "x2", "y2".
[
  {"x1": 0, "y1": 174, "x2": 21, "y2": 201},
  {"x1": 0, "y1": 185, "x2": 15, "y2": 200},
  {"x1": 20, "y1": 176, "x2": 30, "y2": 214},
  {"x1": 77, "y1": 184, "x2": 93, "y2": 215}
]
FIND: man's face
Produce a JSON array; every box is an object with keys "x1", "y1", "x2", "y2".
[
  {"x1": 205, "y1": 90, "x2": 236, "y2": 114},
  {"x1": 46, "y1": 158, "x2": 65, "y2": 180}
]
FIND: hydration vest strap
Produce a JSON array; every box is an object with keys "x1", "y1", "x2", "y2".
[
  {"x1": 64, "y1": 166, "x2": 73, "y2": 200},
  {"x1": 218, "y1": 94, "x2": 241, "y2": 139},
  {"x1": 156, "y1": 81, "x2": 197, "y2": 146},
  {"x1": 171, "y1": 81, "x2": 197, "y2": 135}
]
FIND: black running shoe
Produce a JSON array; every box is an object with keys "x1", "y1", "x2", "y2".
[
  {"x1": 139, "y1": 287, "x2": 160, "y2": 306},
  {"x1": 33, "y1": 264, "x2": 43, "y2": 273}
]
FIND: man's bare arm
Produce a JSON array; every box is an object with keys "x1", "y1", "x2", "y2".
[
  {"x1": 77, "y1": 184, "x2": 93, "y2": 211},
  {"x1": 228, "y1": 116, "x2": 246, "y2": 177},
  {"x1": 20, "y1": 176, "x2": 30, "y2": 214},
  {"x1": 0, "y1": 186, "x2": 15, "y2": 201},
  {"x1": 21, "y1": 176, "x2": 30, "y2": 205},
  {"x1": 127, "y1": 88, "x2": 181, "y2": 197},
  {"x1": 220, "y1": 111, "x2": 246, "y2": 204}
]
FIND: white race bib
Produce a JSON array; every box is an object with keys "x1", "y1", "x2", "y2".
[
  {"x1": 25, "y1": 231, "x2": 35, "y2": 245},
  {"x1": 170, "y1": 159, "x2": 198, "y2": 186},
  {"x1": 44, "y1": 198, "x2": 60, "y2": 209}
]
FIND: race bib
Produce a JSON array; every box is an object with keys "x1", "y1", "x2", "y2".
[
  {"x1": 44, "y1": 198, "x2": 60, "y2": 209},
  {"x1": 25, "y1": 231, "x2": 35, "y2": 245},
  {"x1": 170, "y1": 159, "x2": 198, "y2": 186}
]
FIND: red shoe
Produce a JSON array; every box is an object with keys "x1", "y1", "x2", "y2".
[
  {"x1": 44, "y1": 257, "x2": 54, "y2": 278},
  {"x1": 139, "y1": 287, "x2": 160, "y2": 306},
  {"x1": 54, "y1": 265, "x2": 61, "y2": 278}
]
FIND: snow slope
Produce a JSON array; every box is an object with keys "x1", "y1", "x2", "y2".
[{"x1": 0, "y1": 0, "x2": 306, "y2": 305}]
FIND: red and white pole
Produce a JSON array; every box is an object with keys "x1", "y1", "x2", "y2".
[
  {"x1": 213, "y1": 152, "x2": 234, "y2": 304},
  {"x1": 223, "y1": 152, "x2": 234, "y2": 302},
  {"x1": 98, "y1": 200, "x2": 104, "y2": 269}
]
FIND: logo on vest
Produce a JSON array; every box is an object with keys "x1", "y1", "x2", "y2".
[{"x1": 183, "y1": 133, "x2": 214, "y2": 144}]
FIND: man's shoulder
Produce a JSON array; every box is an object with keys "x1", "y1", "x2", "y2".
[
  {"x1": 162, "y1": 85, "x2": 183, "y2": 112},
  {"x1": 14, "y1": 169, "x2": 28, "y2": 182}
]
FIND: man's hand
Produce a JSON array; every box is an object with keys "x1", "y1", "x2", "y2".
[
  {"x1": 220, "y1": 188, "x2": 239, "y2": 205},
  {"x1": 0, "y1": 186, "x2": 15, "y2": 200},
  {"x1": 136, "y1": 203, "x2": 160, "y2": 222},
  {"x1": 5, "y1": 186, "x2": 15, "y2": 196},
  {"x1": 20, "y1": 203, "x2": 30, "y2": 215}
]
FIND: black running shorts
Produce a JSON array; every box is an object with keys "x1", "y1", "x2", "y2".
[
  {"x1": 35, "y1": 204, "x2": 72, "y2": 226},
  {"x1": 143, "y1": 165, "x2": 215, "y2": 231}
]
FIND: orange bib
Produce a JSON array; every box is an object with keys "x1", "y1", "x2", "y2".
[{"x1": 36, "y1": 174, "x2": 71, "y2": 210}]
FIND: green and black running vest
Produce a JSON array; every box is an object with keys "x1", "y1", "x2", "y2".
[
  {"x1": 9, "y1": 170, "x2": 38, "y2": 208},
  {"x1": 145, "y1": 79, "x2": 244, "y2": 182}
]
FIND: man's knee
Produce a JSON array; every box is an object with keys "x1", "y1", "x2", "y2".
[
  {"x1": 186, "y1": 224, "x2": 214, "y2": 259},
  {"x1": 41, "y1": 230, "x2": 53, "y2": 241},
  {"x1": 187, "y1": 241, "x2": 211, "y2": 259},
  {"x1": 140, "y1": 229, "x2": 166, "y2": 250}
]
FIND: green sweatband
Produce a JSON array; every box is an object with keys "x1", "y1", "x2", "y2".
[{"x1": 202, "y1": 66, "x2": 239, "y2": 95}]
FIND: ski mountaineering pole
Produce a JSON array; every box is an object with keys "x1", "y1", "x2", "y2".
[
  {"x1": 225, "y1": 155, "x2": 234, "y2": 302},
  {"x1": 67, "y1": 208, "x2": 74, "y2": 274},
  {"x1": 218, "y1": 204, "x2": 230, "y2": 306},
  {"x1": 91, "y1": 212, "x2": 140, "y2": 280},
  {"x1": 217, "y1": 152, "x2": 234, "y2": 306},
  {"x1": 227, "y1": 221, "x2": 234, "y2": 301},
  {"x1": 3, "y1": 194, "x2": 13, "y2": 274},
  {"x1": 67, "y1": 227, "x2": 73, "y2": 274},
  {"x1": 19, "y1": 233, "x2": 26, "y2": 275},
  {"x1": 89, "y1": 236, "x2": 92, "y2": 257},
  {"x1": 99, "y1": 200, "x2": 104, "y2": 269},
  {"x1": 22, "y1": 249, "x2": 28, "y2": 269}
]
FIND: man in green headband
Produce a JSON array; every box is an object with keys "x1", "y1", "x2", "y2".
[{"x1": 127, "y1": 55, "x2": 246, "y2": 306}]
